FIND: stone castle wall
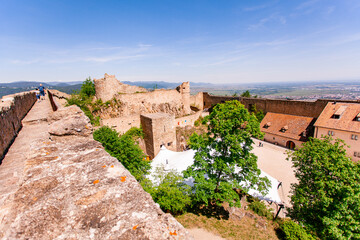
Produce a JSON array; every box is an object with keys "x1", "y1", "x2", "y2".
[
  {"x1": 202, "y1": 92, "x2": 359, "y2": 118},
  {"x1": 0, "y1": 105, "x2": 191, "y2": 239},
  {"x1": 114, "y1": 88, "x2": 189, "y2": 118},
  {"x1": 94, "y1": 74, "x2": 191, "y2": 119},
  {"x1": 0, "y1": 92, "x2": 37, "y2": 160},
  {"x1": 94, "y1": 73, "x2": 148, "y2": 102},
  {"x1": 190, "y1": 92, "x2": 204, "y2": 110},
  {"x1": 203, "y1": 93, "x2": 239, "y2": 109}
]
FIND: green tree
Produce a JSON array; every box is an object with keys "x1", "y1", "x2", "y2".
[
  {"x1": 241, "y1": 90, "x2": 251, "y2": 98},
  {"x1": 66, "y1": 77, "x2": 99, "y2": 125},
  {"x1": 288, "y1": 136, "x2": 360, "y2": 240},
  {"x1": 93, "y1": 126, "x2": 151, "y2": 181},
  {"x1": 80, "y1": 77, "x2": 96, "y2": 98},
  {"x1": 184, "y1": 100, "x2": 269, "y2": 207},
  {"x1": 249, "y1": 104, "x2": 265, "y2": 123},
  {"x1": 147, "y1": 168, "x2": 192, "y2": 214}
]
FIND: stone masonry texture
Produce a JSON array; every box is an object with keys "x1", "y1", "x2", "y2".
[
  {"x1": 0, "y1": 92, "x2": 37, "y2": 160},
  {"x1": 0, "y1": 103, "x2": 192, "y2": 240},
  {"x1": 141, "y1": 113, "x2": 177, "y2": 159}
]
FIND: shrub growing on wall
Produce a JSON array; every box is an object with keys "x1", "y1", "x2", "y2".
[
  {"x1": 80, "y1": 77, "x2": 95, "y2": 98},
  {"x1": 93, "y1": 126, "x2": 150, "y2": 181}
]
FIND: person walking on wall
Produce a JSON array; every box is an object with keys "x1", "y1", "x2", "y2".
[
  {"x1": 35, "y1": 88, "x2": 40, "y2": 101},
  {"x1": 39, "y1": 83, "x2": 46, "y2": 100}
]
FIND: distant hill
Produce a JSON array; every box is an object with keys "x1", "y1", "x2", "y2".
[{"x1": 0, "y1": 81, "x2": 83, "y2": 98}]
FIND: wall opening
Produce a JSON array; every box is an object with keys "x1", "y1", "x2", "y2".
[{"x1": 286, "y1": 141, "x2": 296, "y2": 150}]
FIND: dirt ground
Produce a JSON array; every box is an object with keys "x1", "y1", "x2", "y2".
[{"x1": 188, "y1": 228, "x2": 225, "y2": 240}]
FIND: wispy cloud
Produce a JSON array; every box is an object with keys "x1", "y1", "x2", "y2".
[
  {"x1": 248, "y1": 14, "x2": 286, "y2": 30},
  {"x1": 243, "y1": 4, "x2": 268, "y2": 12},
  {"x1": 323, "y1": 33, "x2": 360, "y2": 46},
  {"x1": 292, "y1": 0, "x2": 321, "y2": 16},
  {"x1": 206, "y1": 55, "x2": 249, "y2": 66},
  {"x1": 325, "y1": 6, "x2": 335, "y2": 15},
  {"x1": 83, "y1": 54, "x2": 145, "y2": 63},
  {"x1": 243, "y1": 0, "x2": 279, "y2": 12},
  {"x1": 10, "y1": 44, "x2": 152, "y2": 65},
  {"x1": 10, "y1": 59, "x2": 41, "y2": 65},
  {"x1": 296, "y1": 0, "x2": 320, "y2": 10}
]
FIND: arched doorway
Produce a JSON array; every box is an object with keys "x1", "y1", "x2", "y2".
[{"x1": 286, "y1": 141, "x2": 295, "y2": 150}]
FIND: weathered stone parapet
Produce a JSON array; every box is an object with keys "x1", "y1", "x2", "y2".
[
  {"x1": 0, "y1": 91, "x2": 37, "y2": 160},
  {"x1": 0, "y1": 105, "x2": 192, "y2": 239},
  {"x1": 94, "y1": 73, "x2": 148, "y2": 102}
]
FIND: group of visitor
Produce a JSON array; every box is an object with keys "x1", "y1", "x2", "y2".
[{"x1": 35, "y1": 84, "x2": 46, "y2": 101}]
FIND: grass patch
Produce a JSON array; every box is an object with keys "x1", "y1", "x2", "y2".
[{"x1": 176, "y1": 212, "x2": 279, "y2": 240}]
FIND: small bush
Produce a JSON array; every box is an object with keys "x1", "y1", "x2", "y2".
[
  {"x1": 93, "y1": 126, "x2": 150, "y2": 181},
  {"x1": 194, "y1": 119, "x2": 200, "y2": 127},
  {"x1": 148, "y1": 168, "x2": 192, "y2": 215},
  {"x1": 248, "y1": 200, "x2": 273, "y2": 220},
  {"x1": 278, "y1": 219, "x2": 316, "y2": 240}
]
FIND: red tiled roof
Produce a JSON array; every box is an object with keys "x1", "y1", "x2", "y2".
[
  {"x1": 260, "y1": 112, "x2": 315, "y2": 141},
  {"x1": 314, "y1": 102, "x2": 360, "y2": 133}
]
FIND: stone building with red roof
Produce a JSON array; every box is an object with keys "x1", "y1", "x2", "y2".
[
  {"x1": 314, "y1": 102, "x2": 360, "y2": 161},
  {"x1": 260, "y1": 112, "x2": 316, "y2": 150}
]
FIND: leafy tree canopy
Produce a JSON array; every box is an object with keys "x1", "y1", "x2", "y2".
[
  {"x1": 288, "y1": 136, "x2": 360, "y2": 240},
  {"x1": 93, "y1": 126, "x2": 151, "y2": 181},
  {"x1": 241, "y1": 90, "x2": 251, "y2": 98},
  {"x1": 184, "y1": 100, "x2": 269, "y2": 207}
]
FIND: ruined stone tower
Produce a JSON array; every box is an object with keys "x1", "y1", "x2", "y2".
[
  {"x1": 177, "y1": 82, "x2": 191, "y2": 115},
  {"x1": 94, "y1": 73, "x2": 147, "y2": 102},
  {"x1": 140, "y1": 113, "x2": 176, "y2": 158}
]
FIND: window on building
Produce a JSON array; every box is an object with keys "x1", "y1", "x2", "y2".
[
  {"x1": 167, "y1": 142, "x2": 172, "y2": 146},
  {"x1": 351, "y1": 134, "x2": 358, "y2": 140},
  {"x1": 354, "y1": 113, "x2": 360, "y2": 121},
  {"x1": 354, "y1": 152, "x2": 357, "y2": 157},
  {"x1": 264, "y1": 122, "x2": 271, "y2": 129},
  {"x1": 357, "y1": 152, "x2": 360, "y2": 158},
  {"x1": 331, "y1": 106, "x2": 347, "y2": 119},
  {"x1": 328, "y1": 130, "x2": 334, "y2": 136},
  {"x1": 280, "y1": 126, "x2": 288, "y2": 133}
]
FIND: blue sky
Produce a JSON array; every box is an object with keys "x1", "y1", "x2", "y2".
[{"x1": 1, "y1": 0, "x2": 360, "y2": 83}]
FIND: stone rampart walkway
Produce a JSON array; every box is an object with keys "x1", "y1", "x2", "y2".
[{"x1": 0, "y1": 98, "x2": 52, "y2": 211}]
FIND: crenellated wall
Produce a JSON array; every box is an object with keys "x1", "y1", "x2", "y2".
[{"x1": 0, "y1": 92, "x2": 37, "y2": 160}]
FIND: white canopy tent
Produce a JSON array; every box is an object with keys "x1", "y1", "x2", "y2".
[{"x1": 149, "y1": 146, "x2": 283, "y2": 204}]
